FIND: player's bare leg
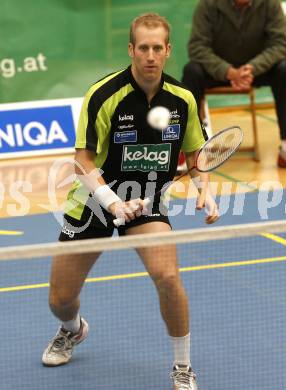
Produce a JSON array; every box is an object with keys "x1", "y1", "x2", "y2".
[
  {"x1": 126, "y1": 222, "x2": 197, "y2": 389},
  {"x1": 42, "y1": 252, "x2": 100, "y2": 366}
]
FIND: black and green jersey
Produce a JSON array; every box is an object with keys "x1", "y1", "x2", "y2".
[{"x1": 66, "y1": 66, "x2": 206, "y2": 220}]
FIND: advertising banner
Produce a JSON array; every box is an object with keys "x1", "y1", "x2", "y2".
[
  {"x1": 0, "y1": 98, "x2": 82, "y2": 159},
  {"x1": 0, "y1": 0, "x2": 193, "y2": 104}
]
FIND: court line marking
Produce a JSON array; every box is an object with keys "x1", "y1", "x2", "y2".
[
  {"x1": 0, "y1": 230, "x2": 23, "y2": 236},
  {"x1": 198, "y1": 108, "x2": 277, "y2": 193},
  {"x1": 260, "y1": 233, "x2": 286, "y2": 246},
  {"x1": 203, "y1": 107, "x2": 278, "y2": 192},
  {"x1": 211, "y1": 171, "x2": 258, "y2": 191},
  {"x1": 1, "y1": 255, "x2": 286, "y2": 293},
  {"x1": 255, "y1": 112, "x2": 277, "y2": 124},
  {"x1": 168, "y1": 171, "x2": 257, "y2": 201}
]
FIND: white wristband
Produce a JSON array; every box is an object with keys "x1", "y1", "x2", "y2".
[{"x1": 92, "y1": 185, "x2": 121, "y2": 211}]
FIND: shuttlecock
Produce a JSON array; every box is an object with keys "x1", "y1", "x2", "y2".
[{"x1": 147, "y1": 106, "x2": 170, "y2": 130}]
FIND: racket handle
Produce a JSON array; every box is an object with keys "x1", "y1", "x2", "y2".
[
  {"x1": 113, "y1": 217, "x2": 126, "y2": 227},
  {"x1": 113, "y1": 198, "x2": 151, "y2": 227},
  {"x1": 142, "y1": 198, "x2": 151, "y2": 207}
]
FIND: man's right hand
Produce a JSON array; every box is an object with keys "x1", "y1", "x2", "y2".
[
  {"x1": 108, "y1": 199, "x2": 145, "y2": 223},
  {"x1": 226, "y1": 64, "x2": 254, "y2": 90}
]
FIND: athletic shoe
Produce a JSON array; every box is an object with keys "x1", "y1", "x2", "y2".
[
  {"x1": 42, "y1": 317, "x2": 89, "y2": 366},
  {"x1": 278, "y1": 148, "x2": 286, "y2": 168},
  {"x1": 170, "y1": 365, "x2": 198, "y2": 390}
]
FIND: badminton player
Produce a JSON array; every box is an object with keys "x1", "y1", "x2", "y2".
[{"x1": 42, "y1": 13, "x2": 219, "y2": 390}]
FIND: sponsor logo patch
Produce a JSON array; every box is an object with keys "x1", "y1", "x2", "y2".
[
  {"x1": 121, "y1": 144, "x2": 171, "y2": 172},
  {"x1": 114, "y1": 130, "x2": 137, "y2": 143},
  {"x1": 162, "y1": 124, "x2": 180, "y2": 140},
  {"x1": 119, "y1": 114, "x2": 134, "y2": 122},
  {"x1": 118, "y1": 124, "x2": 134, "y2": 130},
  {"x1": 61, "y1": 225, "x2": 75, "y2": 238},
  {"x1": 170, "y1": 109, "x2": 180, "y2": 119}
]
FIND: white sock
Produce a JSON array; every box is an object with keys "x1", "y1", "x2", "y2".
[
  {"x1": 170, "y1": 333, "x2": 191, "y2": 367},
  {"x1": 62, "y1": 313, "x2": 81, "y2": 334},
  {"x1": 281, "y1": 141, "x2": 286, "y2": 152}
]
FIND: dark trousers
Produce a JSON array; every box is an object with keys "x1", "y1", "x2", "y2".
[{"x1": 182, "y1": 60, "x2": 286, "y2": 140}]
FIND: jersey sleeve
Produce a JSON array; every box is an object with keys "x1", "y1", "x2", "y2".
[
  {"x1": 181, "y1": 93, "x2": 206, "y2": 152},
  {"x1": 75, "y1": 87, "x2": 109, "y2": 154}
]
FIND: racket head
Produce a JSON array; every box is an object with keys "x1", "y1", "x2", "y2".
[{"x1": 195, "y1": 125, "x2": 243, "y2": 172}]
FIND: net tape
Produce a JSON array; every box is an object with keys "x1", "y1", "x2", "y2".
[{"x1": 0, "y1": 220, "x2": 285, "y2": 261}]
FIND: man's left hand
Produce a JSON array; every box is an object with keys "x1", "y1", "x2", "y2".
[{"x1": 196, "y1": 190, "x2": 219, "y2": 224}]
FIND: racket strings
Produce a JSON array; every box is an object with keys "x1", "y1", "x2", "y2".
[{"x1": 197, "y1": 127, "x2": 242, "y2": 171}]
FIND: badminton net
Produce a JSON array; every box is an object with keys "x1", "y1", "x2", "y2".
[{"x1": 0, "y1": 220, "x2": 286, "y2": 390}]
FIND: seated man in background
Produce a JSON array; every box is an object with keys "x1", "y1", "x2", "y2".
[{"x1": 182, "y1": 0, "x2": 286, "y2": 167}]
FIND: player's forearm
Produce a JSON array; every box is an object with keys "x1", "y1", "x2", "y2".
[
  {"x1": 185, "y1": 151, "x2": 210, "y2": 193},
  {"x1": 76, "y1": 168, "x2": 107, "y2": 194},
  {"x1": 191, "y1": 171, "x2": 210, "y2": 195},
  {"x1": 75, "y1": 149, "x2": 106, "y2": 191},
  {"x1": 75, "y1": 149, "x2": 121, "y2": 210}
]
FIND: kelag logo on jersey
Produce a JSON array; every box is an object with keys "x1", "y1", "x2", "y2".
[
  {"x1": 121, "y1": 144, "x2": 171, "y2": 171},
  {"x1": 162, "y1": 124, "x2": 180, "y2": 140},
  {"x1": 0, "y1": 106, "x2": 75, "y2": 154}
]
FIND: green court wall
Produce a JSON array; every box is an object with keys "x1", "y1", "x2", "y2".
[{"x1": 0, "y1": 0, "x2": 279, "y2": 107}]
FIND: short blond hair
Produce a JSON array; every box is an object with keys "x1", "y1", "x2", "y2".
[{"x1": 130, "y1": 13, "x2": 170, "y2": 45}]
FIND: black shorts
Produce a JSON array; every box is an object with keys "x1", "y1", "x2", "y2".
[{"x1": 59, "y1": 201, "x2": 171, "y2": 241}]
